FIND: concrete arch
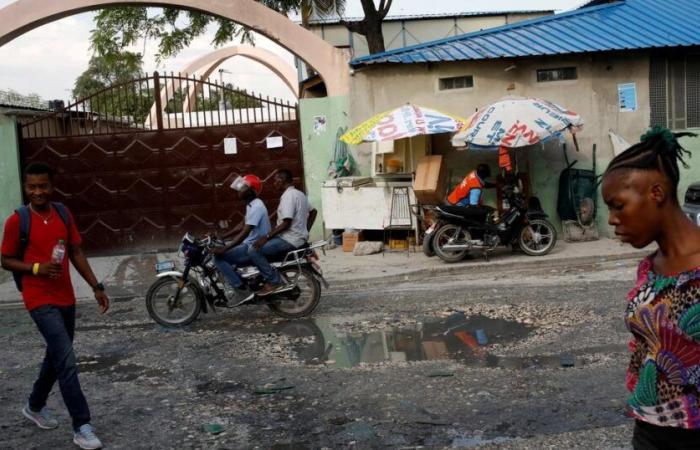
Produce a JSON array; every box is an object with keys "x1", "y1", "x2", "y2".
[
  {"x1": 0, "y1": 0, "x2": 349, "y2": 96},
  {"x1": 183, "y1": 46, "x2": 298, "y2": 98},
  {"x1": 146, "y1": 46, "x2": 299, "y2": 127}
]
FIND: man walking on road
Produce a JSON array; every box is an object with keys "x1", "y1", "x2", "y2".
[{"x1": 1, "y1": 162, "x2": 109, "y2": 450}]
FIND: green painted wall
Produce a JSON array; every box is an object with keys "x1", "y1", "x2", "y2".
[
  {"x1": 299, "y1": 96, "x2": 351, "y2": 240},
  {"x1": 0, "y1": 114, "x2": 22, "y2": 228}
]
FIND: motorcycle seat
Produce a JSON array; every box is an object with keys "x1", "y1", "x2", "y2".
[
  {"x1": 437, "y1": 205, "x2": 492, "y2": 222},
  {"x1": 263, "y1": 242, "x2": 310, "y2": 263}
]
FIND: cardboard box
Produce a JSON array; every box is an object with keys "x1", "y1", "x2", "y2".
[
  {"x1": 413, "y1": 155, "x2": 447, "y2": 205},
  {"x1": 342, "y1": 231, "x2": 363, "y2": 252}
]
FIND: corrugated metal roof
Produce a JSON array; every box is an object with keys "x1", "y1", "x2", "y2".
[
  {"x1": 352, "y1": 0, "x2": 700, "y2": 66},
  {"x1": 305, "y1": 9, "x2": 554, "y2": 25}
]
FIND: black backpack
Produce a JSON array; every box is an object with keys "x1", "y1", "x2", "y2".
[{"x1": 12, "y1": 202, "x2": 71, "y2": 291}]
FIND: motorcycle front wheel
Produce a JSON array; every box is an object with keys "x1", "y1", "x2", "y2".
[
  {"x1": 422, "y1": 228, "x2": 437, "y2": 257},
  {"x1": 433, "y1": 224, "x2": 471, "y2": 263},
  {"x1": 267, "y1": 266, "x2": 321, "y2": 319},
  {"x1": 519, "y1": 219, "x2": 557, "y2": 256},
  {"x1": 145, "y1": 277, "x2": 203, "y2": 327}
]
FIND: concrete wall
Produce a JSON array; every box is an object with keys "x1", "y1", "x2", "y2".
[
  {"x1": 348, "y1": 53, "x2": 661, "y2": 235},
  {"x1": 299, "y1": 95, "x2": 351, "y2": 241},
  {"x1": 0, "y1": 113, "x2": 22, "y2": 227}
]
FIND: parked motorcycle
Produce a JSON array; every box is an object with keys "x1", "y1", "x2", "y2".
[
  {"x1": 145, "y1": 233, "x2": 329, "y2": 327},
  {"x1": 432, "y1": 180, "x2": 557, "y2": 263}
]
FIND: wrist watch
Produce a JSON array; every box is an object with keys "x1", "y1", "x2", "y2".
[{"x1": 93, "y1": 282, "x2": 105, "y2": 292}]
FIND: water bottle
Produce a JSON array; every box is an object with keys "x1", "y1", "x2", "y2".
[{"x1": 51, "y1": 239, "x2": 66, "y2": 264}]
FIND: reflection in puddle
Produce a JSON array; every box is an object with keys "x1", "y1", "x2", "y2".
[{"x1": 270, "y1": 314, "x2": 562, "y2": 369}]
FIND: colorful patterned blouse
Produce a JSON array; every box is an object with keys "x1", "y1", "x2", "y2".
[{"x1": 625, "y1": 256, "x2": 700, "y2": 428}]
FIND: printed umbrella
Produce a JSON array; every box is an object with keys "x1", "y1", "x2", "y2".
[
  {"x1": 451, "y1": 96, "x2": 584, "y2": 149},
  {"x1": 340, "y1": 103, "x2": 468, "y2": 145}
]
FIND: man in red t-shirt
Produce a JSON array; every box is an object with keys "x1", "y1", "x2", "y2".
[{"x1": 1, "y1": 162, "x2": 109, "y2": 450}]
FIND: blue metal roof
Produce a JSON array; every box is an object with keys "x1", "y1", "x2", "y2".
[{"x1": 351, "y1": 0, "x2": 700, "y2": 66}]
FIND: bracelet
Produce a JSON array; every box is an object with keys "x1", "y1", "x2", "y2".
[{"x1": 32, "y1": 263, "x2": 40, "y2": 275}]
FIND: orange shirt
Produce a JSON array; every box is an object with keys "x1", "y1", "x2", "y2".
[{"x1": 447, "y1": 170, "x2": 484, "y2": 205}]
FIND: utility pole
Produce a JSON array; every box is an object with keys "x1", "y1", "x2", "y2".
[{"x1": 218, "y1": 68, "x2": 232, "y2": 110}]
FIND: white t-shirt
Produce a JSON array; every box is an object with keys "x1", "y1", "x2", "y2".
[{"x1": 277, "y1": 187, "x2": 313, "y2": 248}]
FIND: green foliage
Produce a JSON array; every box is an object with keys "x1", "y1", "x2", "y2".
[{"x1": 164, "y1": 83, "x2": 263, "y2": 113}]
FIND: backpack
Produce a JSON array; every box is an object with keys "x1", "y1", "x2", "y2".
[{"x1": 12, "y1": 202, "x2": 71, "y2": 292}]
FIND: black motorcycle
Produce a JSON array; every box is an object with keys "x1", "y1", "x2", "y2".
[
  {"x1": 145, "y1": 233, "x2": 329, "y2": 327},
  {"x1": 431, "y1": 181, "x2": 557, "y2": 263}
]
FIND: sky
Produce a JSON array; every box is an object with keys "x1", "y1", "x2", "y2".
[{"x1": 0, "y1": 0, "x2": 586, "y2": 104}]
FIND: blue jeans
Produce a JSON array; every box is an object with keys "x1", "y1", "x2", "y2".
[
  {"x1": 214, "y1": 244, "x2": 251, "y2": 288},
  {"x1": 28, "y1": 305, "x2": 90, "y2": 432},
  {"x1": 247, "y1": 237, "x2": 296, "y2": 284}
]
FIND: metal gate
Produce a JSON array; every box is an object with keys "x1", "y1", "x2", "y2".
[{"x1": 19, "y1": 72, "x2": 302, "y2": 254}]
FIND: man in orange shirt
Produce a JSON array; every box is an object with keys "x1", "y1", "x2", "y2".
[
  {"x1": 1, "y1": 162, "x2": 109, "y2": 449},
  {"x1": 447, "y1": 164, "x2": 494, "y2": 207}
]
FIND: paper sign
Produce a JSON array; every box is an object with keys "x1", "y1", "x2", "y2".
[
  {"x1": 313, "y1": 115, "x2": 327, "y2": 135},
  {"x1": 618, "y1": 83, "x2": 638, "y2": 112},
  {"x1": 266, "y1": 136, "x2": 283, "y2": 149},
  {"x1": 224, "y1": 138, "x2": 237, "y2": 155}
]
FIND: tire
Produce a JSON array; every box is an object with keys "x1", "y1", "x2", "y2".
[
  {"x1": 146, "y1": 276, "x2": 202, "y2": 327},
  {"x1": 433, "y1": 224, "x2": 471, "y2": 263},
  {"x1": 267, "y1": 266, "x2": 321, "y2": 319},
  {"x1": 519, "y1": 219, "x2": 557, "y2": 256},
  {"x1": 422, "y1": 228, "x2": 436, "y2": 257}
]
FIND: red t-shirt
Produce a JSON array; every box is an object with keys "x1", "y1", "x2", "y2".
[{"x1": 1, "y1": 205, "x2": 82, "y2": 311}]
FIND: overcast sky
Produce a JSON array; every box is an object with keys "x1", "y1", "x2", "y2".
[{"x1": 0, "y1": 0, "x2": 586, "y2": 103}]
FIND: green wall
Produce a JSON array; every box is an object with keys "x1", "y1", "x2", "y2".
[
  {"x1": 299, "y1": 96, "x2": 351, "y2": 241},
  {"x1": 0, "y1": 114, "x2": 22, "y2": 228}
]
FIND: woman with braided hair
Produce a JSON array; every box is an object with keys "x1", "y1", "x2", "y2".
[{"x1": 602, "y1": 127, "x2": 700, "y2": 449}]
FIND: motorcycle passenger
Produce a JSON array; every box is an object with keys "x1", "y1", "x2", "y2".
[
  {"x1": 211, "y1": 174, "x2": 270, "y2": 304},
  {"x1": 250, "y1": 169, "x2": 317, "y2": 297},
  {"x1": 447, "y1": 163, "x2": 495, "y2": 207}
]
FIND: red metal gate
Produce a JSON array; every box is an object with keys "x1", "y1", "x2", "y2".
[{"x1": 19, "y1": 72, "x2": 302, "y2": 254}]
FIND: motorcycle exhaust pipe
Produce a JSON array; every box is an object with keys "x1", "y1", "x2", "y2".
[{"x1": 441, "y1": 241, "x2": 486, "y2": 251}]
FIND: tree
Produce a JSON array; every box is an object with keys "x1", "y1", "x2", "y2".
[
  {"x1": 88, "y1": 0, "x2": 390, "y2": 72},
  {"x1": 342, "y1": 0, "x2": 392, "y2": 54},
  {"x1": 72, "y1": 51, "x2": 153, "y2": 123}
]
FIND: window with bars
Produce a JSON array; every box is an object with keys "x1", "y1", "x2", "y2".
[
  {"x1": 650, "y1": 54, "x2": 700, "y2": 129},
  {"x1": 536, "y1": 67, "x2": 578, "y2": 82},
  {"x1": 438, "y1": 75, "x2": 474, "y2": 91}
]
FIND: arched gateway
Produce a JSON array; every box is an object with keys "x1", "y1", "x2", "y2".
[
  {"x1": 0, "y1": 0, "x2": 349, "y2": 96},
  {"x1": 2, "y1": 0, "x2": 346, "y2": 252}
]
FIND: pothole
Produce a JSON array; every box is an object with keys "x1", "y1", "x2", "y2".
[{"x1": 262, "y1": 313, "x2": 551, "y2": 368}]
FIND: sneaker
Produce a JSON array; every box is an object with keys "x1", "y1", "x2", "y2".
[
  {"x1": 22, "y1": 403, "x2": 58, "y2": 429},
  {"x1": 73, "y1": 424, "x2": 103, "y2": 449},
  {"x1": 257, "y1": 281, "x2": 291, "y2": 297},
  {"x1": 232, "y1": 285, "x2": 255, "y2": 305}
]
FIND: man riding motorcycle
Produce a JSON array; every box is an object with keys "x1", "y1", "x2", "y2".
[
  {"x1": 447, "y1": 163, "x2": 495, "y2": 207},
  {"x1": 211, "y1": 174, "x2": 270, "y2": 305},
  {"x1": 250, "y1": 169, "x2": 317, "y2": 297}
]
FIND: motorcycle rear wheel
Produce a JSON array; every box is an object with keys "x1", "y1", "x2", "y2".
[
  {"x1": 519, "y1": 219, "x2": 557, "y2": 256},
  {"x1": 267, "y1": 266, "x2": 321, "y2": 319},
  {"x1": 433, "y1": 224, "x2": 471, "y2": 263},
  {"x1": 146, "y1": 276, "x2": 202, "y2": 327}
]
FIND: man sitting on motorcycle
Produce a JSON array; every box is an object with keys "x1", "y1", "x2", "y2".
[
  {"x1": 447, "y1": 164, "x2": 495, "y2": 207},
  {"x1": 211, "y1": 174, "x2": 270, "y2": 304},
  {"x1": 249, "y1": 169, "x2": 317, "y2": 297}
]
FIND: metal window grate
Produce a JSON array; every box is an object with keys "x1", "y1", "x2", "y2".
[
  {"x1": 670, "y1": 58, "x2": 687, "y2": 130},
  {"x1": 536, "y1": 67, "x2": 577, "y2": 82},
  {"x1": 649, "y1": 55, "x2": 667, "y2": 127},
  {"x1": 687, "y1": 55, "x2": 700, "y2": 128},
  {"x1": 439, "y1": 75, "x2": 474, "y2": 90}
]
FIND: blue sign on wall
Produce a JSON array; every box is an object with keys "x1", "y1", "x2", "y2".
[{"x1": 618, "y1": 83, "x2": 638, "y2": 112}]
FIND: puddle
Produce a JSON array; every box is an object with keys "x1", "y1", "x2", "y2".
[
  {"x1": 268, "y1": 314, "x2": 555, "y2": 369},
  {"x1": 77, "y1": 354, "x2": 169, "y2": 381}
]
